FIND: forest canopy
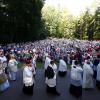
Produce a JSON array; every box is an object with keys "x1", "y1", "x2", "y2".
[{"x1": 0, "y1": 0, "x2": 100, "y2": 44}]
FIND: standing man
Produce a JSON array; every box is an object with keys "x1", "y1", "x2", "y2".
[
  {"x1": 82, "y1": 59, "x2": 94, "y2": 89},
  {"x1": 44, "y1": 53, "x2": 51, "y2": 76},
  {"x1": 58, "y1": 57, "x2": 67, "y2": 77},
  {"x1": 96, "y1": 59, "x2": 100, "y2": 90},
  {"x1": 23, "y1": 59, "x2": 35, "y2": 95},
  {"x1": 69, "y1": 60, "x2": 83, "y2": 98},
  {"x1": 8, "y1": 54, "x2": 18, "y2": 81},
  {"x1": 93, "y1": 56, "x2": 99, "y2": 79},
  {"x1": 45, "y1": 60, "x2": 60, "y2": 95}
]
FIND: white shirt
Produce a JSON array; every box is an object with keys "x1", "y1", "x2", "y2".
[
  {"x1": 8, "y1": 59, "x2": 18, "y2": 72},
  {"x1": 71, "y1": 66, "x2": 83, "y2": 81},
  {"x1": 32, "y1": 59, "x2": 36, "y2": 75},
  {"x1": 0, "y1": 56, "x2": 7, "y2": 63},
  {"x1": 44, "y1": 57, "x2": 51, "y2": 69},
  {"x1": 53, "y1": 63, "x2": 57, "y2": 74},
  {"x1": 72, "y1": 60, "x2": 75, "y2": 66},
  {"x1": 32, "y1": 58, "x2": 37, "y2": 68},
  {"x1": 59, "y1": 59, "x2": 67, "y2": 72},
  {"x1": 23, "y1": 66, "x2": 35, "y2": 86},
  {"x1": 83, "y1": 63, "x2": 94, "y2": 88}
]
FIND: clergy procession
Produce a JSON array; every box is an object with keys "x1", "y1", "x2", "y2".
[{"x1": 0, "y1": 38, "x2": 100, "y2": 98}]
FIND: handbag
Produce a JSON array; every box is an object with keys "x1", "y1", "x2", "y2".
[
  {"x1": 5, "y1": 67, "x2": 10, "y2": 74},
  {"x1": 0, "y1": 73, "x2": 8, "y2": 84}
]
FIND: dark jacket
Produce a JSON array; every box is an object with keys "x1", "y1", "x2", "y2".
[{"x1": 46, "y1": 66, "x2": 54, "y2": 79}]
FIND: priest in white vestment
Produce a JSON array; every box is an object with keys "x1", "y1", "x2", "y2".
[{"x1": 82, "y1": 60, "x2": 94, "y2": 89}]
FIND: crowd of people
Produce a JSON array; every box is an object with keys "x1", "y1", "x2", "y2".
[{"x1": 0, "y1": 38, "x2": 100, "y2": 98}]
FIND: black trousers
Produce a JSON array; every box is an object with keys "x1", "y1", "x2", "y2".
[
  {"x1": 23, "y1": 84, "x2": 34, "y2": 95},
  {"x1": 58, "y1": 71, "x2": 67, "y2": 77},
  {"x1": 93, "y1": 70, "x2": 97, "y2": 79},
  {"x1": 69, "y1": 84, "x2": 82, "y2": 98},
  {"x1": 45, "y1": 69, "x2": 47, "y2": 77},
  {"x1": 46, "y1": 85, "x2": 58, "y2": 94},
  {"x1": 96, "y1": 80, "x2": 100, "y2": 90}
]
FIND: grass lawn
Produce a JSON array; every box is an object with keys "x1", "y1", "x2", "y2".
[
  {"x1": 37, "y1": 61, "x2": 44, "y2": 69},
  {"x1": 18, "y1": 61, "x2": 71, "y2": 69}
]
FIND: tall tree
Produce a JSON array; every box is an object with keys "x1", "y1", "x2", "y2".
[
  {"x1": 74, "y1": 20, "x2": 81, "y2": 39},
  {"x1": 0, "y1": 0, "x2": 45, "y2": 43},
  {"x1": 93, "y1": 7, "x2": 100, "y2": 39},
  {"x1": 42, "y1": 5, "x2": 75, "y2": 38}
]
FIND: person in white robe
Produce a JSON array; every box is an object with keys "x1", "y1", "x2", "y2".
[
  {"x1": 71, "y1": 60, "x2": 76, "y2": 67},
  {"x1": 96, "y1": 61, "x2": 100, "y2": 90},
  {"x1": 23, "y1": 59, "x2": 35, "y2": 95},
  {"x1": 44, "y1": 54, "x2": 51, "y2": 76},
  {"x1": 82, "y1": 60, "x2": 94, "y2": 89},
  {"x1": 53, "y1": 62, "x2": 58, "y2": 76},
  {"x1": 8, "y1": 54, "x2": 18, "y2": 81},
  {"x1": 69, "y1": 60, "x2": 83, "y2": 98},
  {"x1": 45, "y1": 60, "x2": 60, "y2": 95},
  {"x1": 58, "y1": 57, "x2": 67, "y2": 76},
  {"x1": 67, "y1": 53, "x2": 70, "y2": 64},
  {"x1": 0, "y1": 51, "x2": 7, "y2": 63},
  {"x1": 32, "y1": 53, "x2": 37, "y2": 75}
]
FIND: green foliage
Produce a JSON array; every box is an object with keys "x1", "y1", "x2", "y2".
[
  {"x1": 93, "y1": 7, "x2": 100, "y2": 40},
  {"x1": 0, "y1": 0, "x2": 45, "y2": 43},
  {"x1": 42, "y1": 5, "x2": 100, "y2": 40},
  {"x1": 42, "y1": 6, "x2": 75, "y2": 38},
  {"x1": 0, "y1": 1, "x2": 99, "y2": 43},
  {"x1": 18, "y1": 61, "x2": 71, "y2": 69},
  {"x1": 71, "y1": 7, "x2": 100, "y2": 40},
  {"x1": 37, "y1": 61, "x2": 44, "y2": 69}
]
